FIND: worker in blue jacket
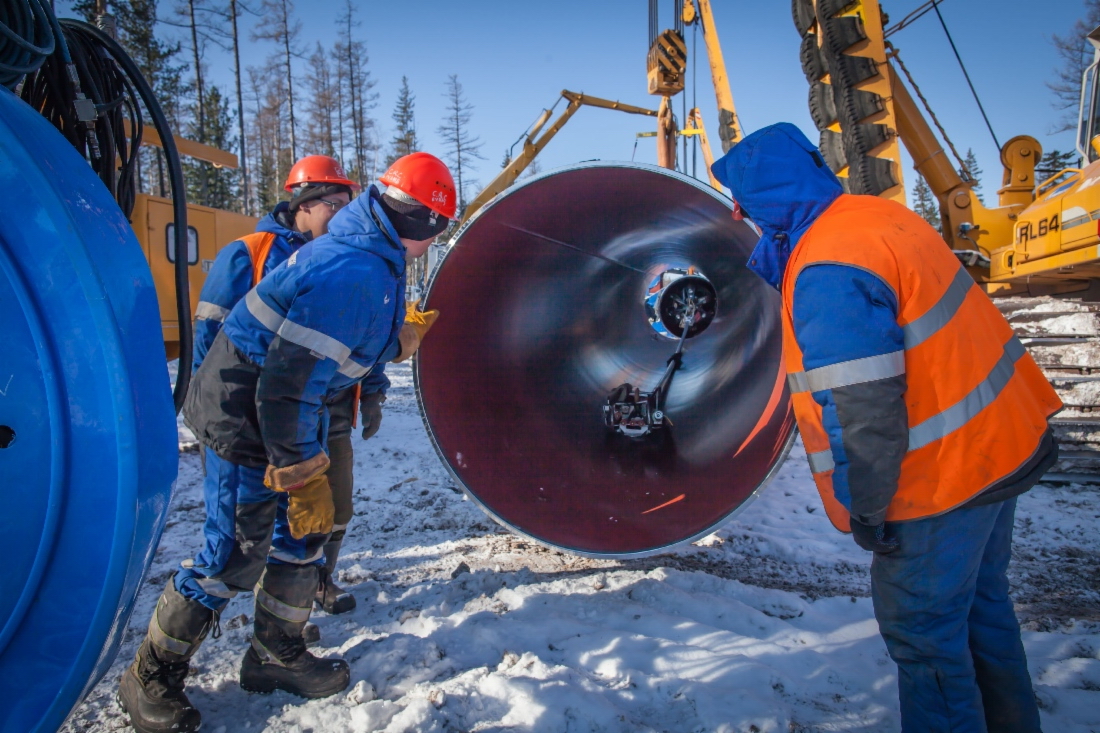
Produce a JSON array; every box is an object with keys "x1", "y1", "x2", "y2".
[
  {"x1": 118, "y1": 153, "x2": 456, "y2": 733},
  {"x1": 192, "y1": 155, "x2": 387, "y2": 617}
]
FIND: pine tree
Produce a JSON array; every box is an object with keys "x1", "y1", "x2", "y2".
[
  {"x1": 186, "y1": 85, "x2": 239, "y2": 209},
  {"x1": 912, "y1": 174, "x2": 941, "y2": 233},
  {"x1": 960, "y1": 148, "x2": 984, "y2": 204},
  {"x1": 386, "y1": 77, "x2": 419, "y2": 166},
  {"x1": 437, "y1": 74, "x2": 485, "y2": 213},
  {"x1": 1049, "y1": 0, "x2": 1100, "y2": 132},
  {"x1": 253, "y1": 0, "x2": 302, "y2": 160},
  {"x1": 1037, "y1": 149, "x2": 1081, "y2": 180}
]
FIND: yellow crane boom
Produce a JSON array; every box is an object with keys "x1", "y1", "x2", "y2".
[
  {"x1": 689, "y1": 0, "x2": 741, "y2": 151},
  {"x1": 461, "y1": 91, "x2": 659, "y2": 224}
]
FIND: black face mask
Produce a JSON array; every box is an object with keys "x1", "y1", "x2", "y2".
[{"x1": 379, "y1": 193, "x2": 449, "y2": 242}]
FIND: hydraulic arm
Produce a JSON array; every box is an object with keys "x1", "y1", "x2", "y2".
[{"x1": 461, "y1": 91, "x2": 658, "y2": 224}]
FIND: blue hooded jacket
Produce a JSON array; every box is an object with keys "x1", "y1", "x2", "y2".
[
  {"x1": 711, "y1": 122, "x2": 844, "y2": 289},
  {"x1": 712, "y1": 124, "x2": 909, "y2": 526},
  {"x1": 216, "y1": 187, "x2": 406, "y2": 467}
]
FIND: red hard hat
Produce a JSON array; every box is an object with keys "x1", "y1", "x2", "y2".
[
  {"x1": 380, "y1": 152, "x2": 457, "y2": 220},
  {"x1": 284, "y1": 155, "x2": 359, "y2": 192}
]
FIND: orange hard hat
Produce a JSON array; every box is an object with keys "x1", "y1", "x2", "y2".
[
  {"x1": 380, "y1": 152, "x2": 457, "y2": 220},
  {"x1": 284, "y1": 155, "x2": 359, "y2": 192}
]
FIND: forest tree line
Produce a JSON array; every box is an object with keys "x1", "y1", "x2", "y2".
[{"x1": 71, "y1": 0, "x2": 485, "y2": 220}]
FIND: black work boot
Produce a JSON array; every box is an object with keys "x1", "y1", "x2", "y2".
[
  {"x1": 240, "y1": 563, "x2": 350, "y2": 699},
  {"x1": 118, "y1": 579, "x2": 215, "y2": 733},
  {"x1": 315, "y1": 538, "x2": 356, "y2": 615}
]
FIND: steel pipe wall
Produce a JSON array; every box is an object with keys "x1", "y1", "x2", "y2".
[{"x1": 417, "y1": 163, "x2": 794, "y2": 557}]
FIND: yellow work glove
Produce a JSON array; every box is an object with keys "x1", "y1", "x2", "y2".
[
  {"x1": 264, "y1": 453, "x2": 334, "y2": 539},
  {"x1": 283, "y1": 474, "x2": 335, "y2": 540},
  {"x1": 393, "y1": 301, "x2": 440, "y2": 363}
]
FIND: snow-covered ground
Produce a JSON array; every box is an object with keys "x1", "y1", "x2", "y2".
[{"x1": 65, "y1": 362, "x2": 1100, "y2": 732}]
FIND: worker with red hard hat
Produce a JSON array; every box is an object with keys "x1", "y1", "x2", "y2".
[
  {"x1": 118, "y1": 152, "x2": 455, "y2": 733},
  {"x1": 189, "y1": 154, "x2": 381, "y2": 620}
]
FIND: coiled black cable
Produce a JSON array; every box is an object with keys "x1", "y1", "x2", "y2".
[
  {"x1": 21, "y1": 21, "x2": 142, "y2": 216},
  {"x1": 0, "y1": 0, "x2": 58, "y2": 90},
  {"x1": 18, "y1": 14, "x2": 193, "y2": 413}
]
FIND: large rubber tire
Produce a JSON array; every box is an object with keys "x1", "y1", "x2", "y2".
[
  {"x1": 827, "y1": 53, "x2": 880, "y2": 87},
  {"x1": 800, "y1": 34, "x2": 828, "y2": 82},
  {"x1": 834, "y1": 87, "x2": 885, "y2": 125},
  {"x1": 819, "y1": 129, "x2": 847, "y2": 173},
  {"x1": 820, "y1": 15, "x2": 867, "y2": 54},
  {"x1": 847, "y1": 154, "x2": 898, "y2": 196},
  {"x1": 792, "y1": 0, "x2": 816, "y2": 37},
  {"x1": 809, "y1": 82, "x2": 838, "y2": 130},
  {"x1": 816, "y1": 0, "x2": 854, "y2": 20}
]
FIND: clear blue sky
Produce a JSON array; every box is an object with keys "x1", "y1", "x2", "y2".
[{"x1": 66, "y1": 0, "x2": 1089, "y2": 200}]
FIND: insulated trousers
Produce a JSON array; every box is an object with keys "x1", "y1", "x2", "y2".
[
  {"x1": 176, "y1": 448, "x2": 327, "y2": 610},
  {"x1": 871, "y1": 497, "x2": 1041, "y2": 733}
]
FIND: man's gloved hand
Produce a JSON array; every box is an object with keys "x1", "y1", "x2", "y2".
[
  {"x1": 850, "y1": 518, "x2": 900, "y2": 554},
  {"x1": 264, "y1": 453, "x2": 335, "y2": 539},
  {"x1": 393, "y1": 301, "x2": 440, "y2": 363},
  {"x1": 282, "y1": 474, "x2": 335, "y2": 540},
  {"x1": 360, "y1": 391, "x2": 386, "y2": 440}
]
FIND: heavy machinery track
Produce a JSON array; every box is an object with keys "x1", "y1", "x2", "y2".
[{"x1": 1000, "y1": 297, "x2": 1100, "y2": 482}]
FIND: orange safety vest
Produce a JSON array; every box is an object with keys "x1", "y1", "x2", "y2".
[
  {"x1": 781, "y1": 195, "x2": 1062, "y2": 531},
  {"x1": 240, "y1": 231, "x2": 278, "y2": 288}
]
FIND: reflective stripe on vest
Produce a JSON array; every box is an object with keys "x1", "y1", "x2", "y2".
[{"x1": 801, "y1": 334, "x2": 1027, "y2": 473}]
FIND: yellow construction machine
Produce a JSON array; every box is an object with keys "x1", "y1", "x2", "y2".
[
  {"x1": 129, "y1": 129, "x2": 258, "y2": 358},
  {"x1": 795, "y1": 0, "x2": 1100, "y2": 297}
]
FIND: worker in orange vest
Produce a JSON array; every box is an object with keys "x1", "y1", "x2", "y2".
[
  {"x1": 712, "y1": 123, "x2": 1061, "y2": 733},
  {"x1": 191, "y1": 155, "x2": 384, "y2": 621}
]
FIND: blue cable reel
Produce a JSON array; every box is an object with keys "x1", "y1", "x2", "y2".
[{"x1": 0, "y1": 86, "x2": 177, "y2": 731}]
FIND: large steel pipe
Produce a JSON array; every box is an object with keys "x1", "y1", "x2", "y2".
[{"x1": 416, "y1": 162, "x2": 794, "y2": 557}]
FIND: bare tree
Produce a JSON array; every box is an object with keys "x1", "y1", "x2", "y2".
[
  {"x1": 227, "y1": 0, "x2": 251, "y2": 213},
  {"x1": 437, "y1": 74, "x2": 485, "y2": 213},
  {"x1": 253, "y1": 0, "x2": 301, "y2": 159},
  {"x1": 247, "y1": 64, "x2": 292, "y2": 212},
  {"x1": 334, "y1": 0, "x2": 378, "y2": 185},
  {"x1": 179, "y1": 0, "x2": 207, "y2": 141},
  {"x1": 305, "y1": 42, "x2": 337, "y2": 155},
  {"x1": 332, "y1": 45, "x2": 347, "y2": 165},
  {"x1": 1049, "y1": 0, "x2": 1100, "y2": 132}
]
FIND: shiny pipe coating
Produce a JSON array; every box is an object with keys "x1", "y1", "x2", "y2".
[{"x1": 415, "y1": 162, "x2": 795, "y2": 557}]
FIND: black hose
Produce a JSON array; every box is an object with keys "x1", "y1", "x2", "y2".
[
  {"x1": 0, "y1": 0, "x2": 57, "y2": 89},
  {"x1": 22, "y1": 22, "x2": 142, "y2": 216},
  {"x1": 59, "y1": 20, "x2": 193, "y2": 413}
]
